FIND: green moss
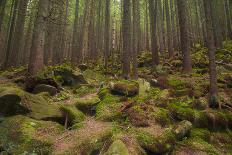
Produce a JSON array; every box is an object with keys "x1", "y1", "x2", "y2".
[
  {"x1": 129, "y1": 128, "x2": 176, "y2": 153},
  {"x1": 190, "y1": 128, "x2": 211, "y2": 141},
  {"x1": 152, "y1": 108, "x2": 171, "y2": 126},
  {"x1": 178, "y1": 137, "x2": 220, "y2": 155},
  {"x1": 0, "y1": 115, "x2": 63, "y2": 154},
  {"x1": 0, "y1": 86, "x2": 62, "y2": 120},
  {"x1": 59, "y1": 105, "x2": 86, "y2": 124},
  {"x1": 110, "y1": 80, "x2": 139, "y2": 97},
  {"x1": 98, "y1": 88, "x2": 110, "y2": 99},
  {"x1": 73, "y1": 85, "x2": 97, "y2": 97},
  {"x1": 96, "y1": 94, "x2": 125, "y2": 121},
  {"x1": 104, "y1": 140, "x2": 129, "y2": 155}
]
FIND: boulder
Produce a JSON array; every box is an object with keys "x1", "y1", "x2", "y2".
[
  {"x1": 59, "y1": 105, "x2": 86, "y2": 127},
  {"x1": 0, "y1": 115, "x2": 63, "y2": 155},
  {"x1": 132, "y1": 121, "x2": 192, "y2": 154},
  {"x1": 75, "y1": 94, "x2": 101, "y2": 115},
  {"x1": 33, "y1": 84, "x2": 57, "y2": 96},
  {"x1": 25, "y1": 76, "x2": 60, "y2": 92},
  {"x1": 0, "y1": 87, "x2": 62, "y2": 121},
  {"x1": 54, "y1": 68, "x2": 88, "y2": 86},
  {"x1": 110, "y1": 80, "x2": 139, "y2": 97},
  {"x1": 104, "y1": 140, "x2": 129, "y2": 155}
]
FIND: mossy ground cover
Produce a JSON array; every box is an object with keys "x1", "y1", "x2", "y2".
[{"x1": 0, "y1": 42, "x2": 232, "y2": 155}]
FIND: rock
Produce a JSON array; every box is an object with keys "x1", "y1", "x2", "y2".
[
  {"x1": 54, "y1": 68, "x2": 88, "y2": 86},
  {"x1": 132, "y1": 121, "x2": 192, "y2": 154},
  {"x1": 78, "y1": 64, "x2": 88, "y2": 71},
  {"x1": 33, "y1": 84, "x2": 57, "y2": 96},
  {"x1": 110, "y1": 80, "x2": 139, "y2": 97},
  {"x1": 0, "y1": 87, "x2": 62, "y2": 121},
  {"x1": 75, "y1": 94, "x2": 101, "y2": 115},
  {"x1": 59, "y1": 105, "x2": 86, "y2": 127},
  {"x1": 104, "y1": 140, "x2": 129, "y2": 155},
  {"x1": 0, "y1": 91, "x2": 28, "y2": 116},
  {"x1": 172, "y1": 120, "x2": 192, "y2": 140},
  {"x1": 0, "y1": 115, "x2": 63, "y2": 155},
  {"x1": 149, "y1": 76, "x2": 169, "y2": 89},
  {"x1": 25, "y1": 76, "x2": 60, "y2": 92}
]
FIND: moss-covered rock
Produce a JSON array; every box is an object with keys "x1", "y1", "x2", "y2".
[
  {"x1": 53, "y1": 66, "x2": 88, "y2": 86},
  {"x1": 75, "y1": 94, "x2": 100, "y2": 114},
  {"x1": 59, "y1": 105, "x2": 86, "y2": 127},
  {"x1": 130, "y1": 121, "x2": 192, "y2": 154},
  {"x1": 173, "y1": 137, "x2": 220, "y2": 155},
  {"x1": 0, "y1": 115, "x2": 63, "y2": 154},
  {"x1": 110, "y1": 80, "x2": 139, "y2": 97},
  {"x1": 0, "y1": 86, "x2": 62, "y2": 121},
  {"x1": 96, "y1": 94, "x2": 125, "y2": 121},
  {"x1": 33, "y1": 84, "x2": 57, "y2": 96},
  {"x1": 104, "y1": 140, "x2": 129, "y2": 155}
]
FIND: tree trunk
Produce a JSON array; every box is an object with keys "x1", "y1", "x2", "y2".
[
  {"x1": 122, "y1": 0, "x2": 132, "y2": 79},
  {"x1": 10, "y1": 0, "x2": 29, "y2": 67},
  {"x1": 4, "y1": 0, "x2": 18, "y2": 69},
  {"x1": 203, "y1": 0, "x2": 218, "y2": 108},
  {"x1": 165, "y1": 0, "x2": 174, "y2": 58},
  {"x1": 104, "y1": 0, "x2": 110, "y2": 69},
  {"x1": 148, "y1": 0, "x2": 159, "y2": 66},
  {"x1": 132, "y1": 0, "x2": 139, "y2": 79},
  {"x1": 177, "y1": 0, "x2": 192, "y2": 73},
  {"x1": 71, "y1": 0, "x2": 79, "y2": 64},
  {"x1": 28, "y1": 0, "x2": 48, "y2": 75}
]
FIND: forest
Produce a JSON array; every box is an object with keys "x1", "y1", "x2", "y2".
[{"x1": 0, "y1": 0, "x2": 232, "y2": 154}]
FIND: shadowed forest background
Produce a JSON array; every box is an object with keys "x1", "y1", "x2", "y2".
[{"x1": 0, "y1": 0, "x2": 232, "y2": 154}]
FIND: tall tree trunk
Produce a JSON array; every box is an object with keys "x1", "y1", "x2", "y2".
[
  {"x1": 203, "y1": 0, "x2": 218, "y2": 108},
  {"x1": 122, "y1": 0, "x2": 131, "y2": 79},
  {"x1": 165, "y1": 0, "x2": 174, "y2": 58},
  {"x1": 0, "y1": 0, "x2": 6, "y2": 33},
  {"x1": 104, "y1": 0, "x2": 110, "y2": 69},
  {"x1": 11, "y1": 0, "x2": 29, "y2": 66},
  {"x1": 71, "y1": 0, "x2": 79, "y2": 64},
  {"x1": 132, "y1": 0, "x2": 139, "y2": 79},
  {"x1": 4, "y1": 0, "x2": 18, "y2": 68},
  {"x1": 177, "y1": 0, "x2": 192, "y2": 73},
  {"x1": 28, "y1": 0, "x2": 48, "y2": 75},
  {"x1": 148, "y1": 0, "x2": 159, "y2": 66}
]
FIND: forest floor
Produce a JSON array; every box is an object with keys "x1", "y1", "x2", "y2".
[{"x1": 0, "y1": 42, "x2": 232, "y2": 155}]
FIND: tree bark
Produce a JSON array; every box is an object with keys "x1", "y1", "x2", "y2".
[
  {"x1": 122, "y1": 0, "x2": 132, "y2": 79},
  {"x1": 177, "y1": 0, "x2": 192, "y2": 73},
  {"x1": 203, "y1": 0, "x2": 218, "y2": 108},
  {"x1": 104, "y1": 0, "x2": 110, "y2": 69},
  {"x1": 28, "y1": 0, "x2": 48, "y2": 75},
  {"x1": 148, "y1": 0, "x2": 159, "y2": 66}
]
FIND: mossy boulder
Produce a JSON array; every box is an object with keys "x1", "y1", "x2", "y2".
[
  {"x1": 173, "y1": 137, "x2": 220, "y2": 155},
  {"x1": 131, "y1": 121, "x2": 192, "y2": 154},
  {"x1": 33, "y1": 84, "x2": 57, "y2": 96},
  {"x1": 54, "y1": 67, "x2": 88, "y2": 86},
  {"x1": 59, "y1": 105, "x2": 86, "y2": 127},
  {"x1": 110, "y1": 80, "x2": 139, "y2": 97},
  {"x1": 75, "y1": 94, "x2": 101, "y2": 114},
  {"x1": 104, "y1": 140, "x2": 129, "y2": 155},
  {"x1": 0, "y1": 115, "x2": 63, "y2": 154},
  {"x1": 0, "y1": 87, "x2": 62, "y2": 121},
  {"x1": 96, "y1": 94, "x2": 125, "y2": 121}
]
